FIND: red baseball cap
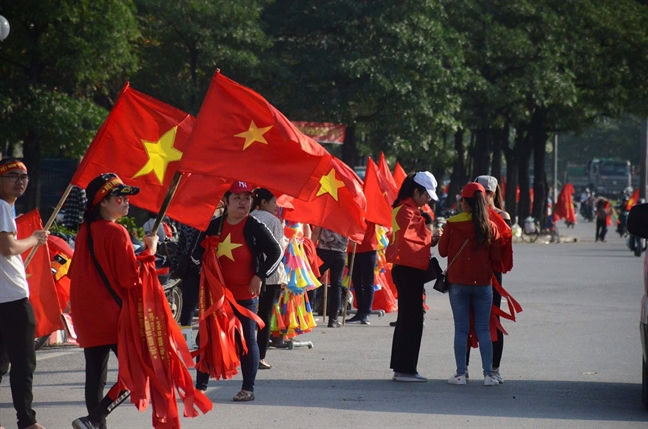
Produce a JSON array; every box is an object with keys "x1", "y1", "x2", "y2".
[
  {"x1": 229, "y1": 181, "x2": 254, "y2": 194},
  {"x1": 461, "y1": 182, "x2": 485, "y2": 198}
]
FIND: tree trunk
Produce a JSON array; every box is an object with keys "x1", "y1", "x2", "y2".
[
  {"x1": 21, "y1": 135, "x2": 41, "y2": 213},
  {"x1": 531, "y1": 110, "x2": 549, "y2": 226},
  {"x1": 517, "y1": 130, "x2": 533, "y2": 225},
  {"x1": 491, "y1": 127, "x2": 504, "y2": 184},
  {"x1": 446, "y1": 129, "x2": 466, "y2": 210},
  {"x1": 472, "y1": 127, "x2": 491, "y2": 177},
  {"x1": 341, "y1": 124, "x2": 359, "y2": 168}
]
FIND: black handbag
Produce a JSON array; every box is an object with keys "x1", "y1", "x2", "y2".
[
  {"x1": 425, "y1": 256, "x2": 443, "y2": 283},
  {"x1": 433, "y1": 239, "x2": 469, "y2": 294}
]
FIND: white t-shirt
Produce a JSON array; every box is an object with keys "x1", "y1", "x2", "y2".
[{"x1": 0, "y1": 199, "x2": 30, "y2": 303}]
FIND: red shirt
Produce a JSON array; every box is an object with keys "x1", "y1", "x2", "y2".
[
  {"x1": 385, "y1": 198, "x2": 431, "y2": 270},
  {"x1": 69, "y1": 220, "x2": 142, "y2": 348},
  {"x1": 218, "y1": 218, "x2": 255, "y2": 300},
  {"x1": 350, "y1": 222, "x2": 378, "y2": 253}
]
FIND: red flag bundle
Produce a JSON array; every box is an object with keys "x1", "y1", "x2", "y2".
[
  {"x1": 554, "y1": 183, "x2": 576, "y2": 225},
  {"x1": 193, "y1": 236, "x2": 265, "y2": 379},
  {"x1": 72, "y1": 83, "x2": 229, "y2": 231},
  {"x1": 117, "y1": 252, "x2": 212, "y2": 428},
  {"x1": 393, "y1": 162, "x2": 407, "y2": 188},
  {"x1": 16, "y1": 210, "x2": 64, "y2": 337},
  {"x1": 178, "y1": 71, "x2": 333, "y2": 202},
  {"x1": 282, "y1": 157, "x2": 367, "y2": 242}
]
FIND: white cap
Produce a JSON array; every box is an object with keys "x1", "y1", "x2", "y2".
[
  {"x1": 413, "y1": 171, "x2": 438, "y2": 201},
  {"x1": 475, "y1": 175, "x2": 498, "y2": 192}
]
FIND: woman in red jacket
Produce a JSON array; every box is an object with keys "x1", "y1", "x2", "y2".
[
  {"x1": 69, "y1": 173, "x2": 157, "y2": 429},
  {"x1": 386, "y1": 172, "x2": 439, "y2": 383},
  {"x1": 439, "y1": 182, "x2": 501, "y2": 386}
]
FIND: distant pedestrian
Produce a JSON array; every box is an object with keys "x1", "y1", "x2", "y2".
[{"x1": 595, "y1": 198, "x2": 611, "y2": 242}]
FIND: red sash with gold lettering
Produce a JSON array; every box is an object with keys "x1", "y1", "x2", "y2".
[
  {"x1": 193, "y1": 235, "x2": 265, "y2": 379},
  {"x1": 117, "y1": 251, "x2": 212, "y2": 428}
]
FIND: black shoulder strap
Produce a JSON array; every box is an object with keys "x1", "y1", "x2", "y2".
[{"x1": 86, "y1": 223, "x2": 122, "y2": 308}]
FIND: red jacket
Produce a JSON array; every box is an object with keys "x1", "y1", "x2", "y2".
[
  {"x1": 69, "y1": 220, "x2": 143, "y2": 348},
  {"x1": 438, "y1": 212, "x2": 501, "y2": 286},
  {"x1": 385, "y1": 198, "x2": 431, "y2": 270}
]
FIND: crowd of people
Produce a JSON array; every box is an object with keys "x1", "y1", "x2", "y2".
[{"x1": 0, "y1": 164, "x2": 518, "y2": 429}]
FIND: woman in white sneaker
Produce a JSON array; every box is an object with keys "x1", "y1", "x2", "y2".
[
  {"x1": 438, "y1": 182, "x2": 502, "y2": 386},
  {"x1": 386, "y1": 172, "x2": 439, "y2": 382}
]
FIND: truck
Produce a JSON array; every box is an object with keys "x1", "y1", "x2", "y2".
[{"x1": 565, "y1": 158, "x2": 632, "y2": 196}]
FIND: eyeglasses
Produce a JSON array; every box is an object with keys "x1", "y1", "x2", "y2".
[{"x1": 1, "y1": 174, "x2": 29, "y2": 183}]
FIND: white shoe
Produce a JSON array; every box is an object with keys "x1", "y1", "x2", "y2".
[
  {"x1": 448, "y1": 373, "x2": 467, "y2": 385},
  {"x1": 393, "y1": 372, "x2": 428, "y2": 382},
  {"x1": 484, "y1": 375, "x2": 500, "y2": 386},
  {"x1": 492, "y1": 368, "x2": 503, "y2": 384}
]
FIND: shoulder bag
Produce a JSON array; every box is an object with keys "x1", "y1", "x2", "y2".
[{"x1": 433, "y1": 238, "x2": 469, "y2": 294}]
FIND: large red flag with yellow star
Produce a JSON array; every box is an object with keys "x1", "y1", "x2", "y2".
[
  {"x1": 72, "y1": 84, "x2": 229, "y2": 231},
  {"x1": 281, "y1": 157, "x2": 367, "y2": 242},
  {"x1": 178, "y1": 71, "x2": 333, "y2": 201}
]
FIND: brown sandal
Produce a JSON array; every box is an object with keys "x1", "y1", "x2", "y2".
[{"x1": 233, "y1": 390, "x2": 255, "y2": 402}]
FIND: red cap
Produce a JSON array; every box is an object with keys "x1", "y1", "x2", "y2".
[
  {"x1": 229, "y1": 181, "x2": 254, "y2": 194},
  {"x1": 461, "y1": 182, "x2": 485, "y2": 198}
]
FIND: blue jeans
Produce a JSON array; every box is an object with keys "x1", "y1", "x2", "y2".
[
  {"x1": 449, "y1": 284, "x2": 493, "y2": 377},
  {"x1": 196, "y1": 297, "x2": 259, "y2": 392}
]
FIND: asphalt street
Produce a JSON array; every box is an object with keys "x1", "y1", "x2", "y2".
[{"x1": 2, "y1": 215, "x2": 648, "y2": 428}]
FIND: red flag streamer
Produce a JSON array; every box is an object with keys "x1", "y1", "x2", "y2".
[
  {"x1": 193, "y1": 235, "x2": 265, "y2": 379},
  {"x1": 117, "y1": 252, "x2": 212, "y2": 428}
]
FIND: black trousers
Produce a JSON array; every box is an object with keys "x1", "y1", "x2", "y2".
[
  {"x1": 390, "y1": 265, "x2": 425, "y2": 375},
  {"x1": 0, "y1": 298, "x2": 38, "y2": 429},
  {"x1": 84, "y1": 343, "x2": 124, "y2": 426},
  {"x1": 179, "y1": 266, "x2": 200, "y2": 326},
  {"x1": 313, "y1": 249, "x2": 346, "y2": 320},
  {"x1": 257, "y1": 284, "x2": 281, "y2": 360},
  {"x1": 351, "y1": 251, "x2": 377, "y2": 317},
  {"x1": 596, "y1": 219, "x2": 608, "y2": 241}
]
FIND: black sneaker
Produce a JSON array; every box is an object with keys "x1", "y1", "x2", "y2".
[
  {"x1": 72, "y1": 417, "x2": 97, "y2": 429},
  {"x1": 345, "y1": 315, "x2": 362, "y2": 324},
  {"x1": 327, "y1": 320, "x2": 341, "y2": 328}
]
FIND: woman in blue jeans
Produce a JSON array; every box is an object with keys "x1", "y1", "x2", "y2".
[{"x1": 438, "y1": 182, "x2": 502, "y2": 386}]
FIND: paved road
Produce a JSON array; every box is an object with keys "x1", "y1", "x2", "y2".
[{"x1": 2, "y1": 216, "x2": 648, "y2": 428}]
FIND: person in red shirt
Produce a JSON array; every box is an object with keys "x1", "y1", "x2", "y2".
[
  {"x1": 69, "y1": 173, "x2": 158, "y2": 429},
  {"x1": 438, "y1": 182, "x2": 501, "y2": 386},
  {"x1": 386, "y1": 171, "x2": 439, "y2": 383},
  {"x1": 192, "y1": 181, "x2": 282, "y2": 401}
]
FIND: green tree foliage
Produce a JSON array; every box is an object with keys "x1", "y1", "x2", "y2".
[
  {"x1": 133, "y1": 0, "x2": 271, "y2": 115},
  {"x1": 0, "y1": 0, "x2": 140, "y2": 210},
  {"x1": 261, "y1": 0, "x2": 467, "y2": 168}
]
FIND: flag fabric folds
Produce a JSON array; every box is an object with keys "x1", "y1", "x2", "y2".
[
  {"x1": 178, "y1": 71, "x2": 333, "y2": 202},
  {"x1": 71, "y1": 83, "x2": 227, "y2": 231},
  {"x1": 554, "y1": 183, "x2": 577, "y2": 225},
  {"x1": 363, "y1": 158, "x2": 392, "y2": 228},
  {"x1": 378, "y1": 153, "x2": 398, "y2": 205},
  {"x1": 393, "y1": 162, "x2": 407, "y2": 189},
  {"x1": 282, "y1": 157, "x2": 367, "y2": 242},
  {"x1": 16, "y1": 210, "x2": 64, "y2": 337}
]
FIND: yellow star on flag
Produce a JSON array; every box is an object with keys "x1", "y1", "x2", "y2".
[
  {"x1": 235, "y1": 120, "x2": 273, "y2": 150},
  {"x1": 391, "y1": 205, "x2": 402, "y2": 236},
  {"x1": 217, "y1": 233, "x2": 243, "y2": 261},
  {"x1": 316, "y1": 168, "x2": 345, "y2": 201},
  {"x1": 133, "y1": 127, "x2": 183, "y2": 184}
]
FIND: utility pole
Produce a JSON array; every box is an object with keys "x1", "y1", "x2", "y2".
[{"x1": 641, "y1": 118, "x2": 648, "y2": 200}]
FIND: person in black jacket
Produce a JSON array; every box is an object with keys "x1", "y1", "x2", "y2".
[{"x1": 192, "y1": 181, "x2": 282, "y2": 401}]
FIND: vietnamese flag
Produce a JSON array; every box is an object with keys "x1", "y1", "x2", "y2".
[
  {"x1": 364, "y1": 158, "x2": 392, "y2": 227},
  {"x1": 178, "y1": 71, "x2": 333, "y2": 201},
  {"x1": 16, "y1": 210, "x2": 64, "y2": 337},
  {"x1": 282, "y1": 157, "x2": 367, "y2": 242},
  {"x1": 393, "y1": 162, "x2": 407, "y2": 188},
  {"x1": 72, "y1": 83, "x2": 229, "y2": 231},
  {"x1": 377, "y1": 153, "x2": 398, "y2": 205},
  {"x1": 627, "y1": 188, "x2": 640, "y2": 210}
]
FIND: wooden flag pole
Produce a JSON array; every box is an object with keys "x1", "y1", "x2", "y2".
[
  {"x1": 24, "y1": 183, "x2": 74, "y2": 268},
  {"x1": 322, "y1": 270, "x2": 329, "y2": 324},
  {"x1": 149, "y1": 171, "x2": 184, "y2": 238},
  {"x1": 341, "y1": 242, "x2": 357, "y2": 326}
]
